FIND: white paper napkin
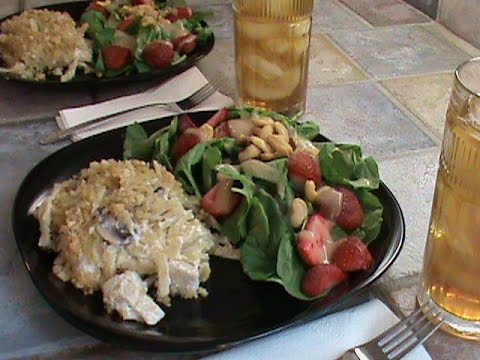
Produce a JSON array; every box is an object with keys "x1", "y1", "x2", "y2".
[
  {"x1": 203, "y1": 299, "x2": 432, "y2": 360},
  {"x1": 57, "y1": 67, "x2": 235, "y2": 141}
]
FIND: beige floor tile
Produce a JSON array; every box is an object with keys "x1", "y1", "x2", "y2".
[
  {"x1": 382, "y1": 73, "x2": 454, "y2": 140},
  {"x1": 308, "y1": 34, "x2": 367, "y2": 86}
]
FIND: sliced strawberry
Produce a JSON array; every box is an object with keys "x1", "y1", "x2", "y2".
[
  {"x1": 142, "y1": 41, "x2": 174, "y2": 69},
  {"x1": 214, "y1": 121, "x2": 231, "y2": 138},
  {"x1": 171, "y1": 132, "x2": 200, "y2": 165},
  {"x1": 332, "y1": 236, "x2": 373, "y2": 272},
  {"x1": 296, "y1": 214, "x2": 332, "y2": 266},
  {"x1": 302, "y1": 264, "x2": 348, "y2": 297},
  {"x1": 176, "y1": 6, "x2": 193, "y2": 19},
  {"x1": 173, "y1": 34, "x2": 197, "y2": 55},
  {"x1": 179, "y1": 114, "x2": 197, "y2": 133},
  {"x1": 103, "y1": 45, "x2": 132, "y2": 70},
  {"x1": 288, "y1": 150, "x2": 322, "y2": 187},
  {"x1": 166, "y1": 13, "x2": 179, "y2": 22},
  {"x1": 335, "y1": 187, "x2": 364, "y2": 231},
  {"x1": 86, "y1": 2, "x2": 109, "y2": 17},
  {"x1": 201, "y1": 179, "x2": 241, "y2": 217},
  {"x1": 117, "y1": 16, "x2": 136, "y2": 31},
  {"x1": 206, "y1": 108, "x2": 229, "y2": 128}
]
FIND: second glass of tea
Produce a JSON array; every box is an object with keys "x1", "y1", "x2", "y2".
[
  {"x1": 418, "y1": 57, "x2": 480, "y2": 340},
  {"x1": 232, "y1": 0, "x2": 314, "y2": 117}
]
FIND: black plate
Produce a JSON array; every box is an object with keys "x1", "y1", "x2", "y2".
[
  {"x1": 0, "y1": 1, "x2": 215, "y2": 85},
  {"x1": 12, "y1": 112, "x2": 405, "y2": 353}
]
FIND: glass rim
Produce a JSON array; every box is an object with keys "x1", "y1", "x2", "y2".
[{"x1": 455, "y1": 57, "x2": 480, "y2": 98}]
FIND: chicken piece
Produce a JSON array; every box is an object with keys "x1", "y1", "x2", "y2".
[
  {"x1": 168, "y1": 260, "x2": 200, "y2": 299},
  {"x1": 102, "y1": 271, "x2": 164, "y2": 326}
]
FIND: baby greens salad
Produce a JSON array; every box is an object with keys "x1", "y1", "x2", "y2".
[
  {"x1": 123, "y1": 108, "x2": 383, "y2": 300},
  {"x1": 80, "y1": 0, "x2": 213, "y2": 78}
]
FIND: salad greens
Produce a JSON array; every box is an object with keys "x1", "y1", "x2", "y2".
[
  {"x1": 79, "y1": 0, "x2": 213, "y2": 78},
  {"x1": 123, "y1": 108, "x2": 384, "y2": 300}
]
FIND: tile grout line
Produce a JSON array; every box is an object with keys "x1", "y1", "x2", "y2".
[
  {"x1": 329, "y1": 0, "x2": 374, "y2": 29},
  {"x1": 374, "y1": 82, "x2": 443, "y2": 146},
  {"x1": 375, "y1": 146, "x2": 440, "y2": 163},
  {"x1": 420, "y1": 23, "x2": 480, "y2": 57}
]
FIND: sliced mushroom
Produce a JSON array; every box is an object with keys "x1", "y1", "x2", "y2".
[{"x1": 96, "y1": 214, "x2": 137, "y2": 246}]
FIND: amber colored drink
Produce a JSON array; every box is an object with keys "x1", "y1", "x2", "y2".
[
  {"x1": 233, "y1": 0, "x2": 314, "y2": 116},
  {"x1": 419, "y1": 57, "x2": 480, "y2": 340}
]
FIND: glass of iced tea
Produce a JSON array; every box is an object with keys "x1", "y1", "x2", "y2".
[
  {"x1": 418, "y1": 57, "x2": 480, "y2": 340},
  {"x1": 232, "y1": 0, "x2": 314, "y2": 117}
]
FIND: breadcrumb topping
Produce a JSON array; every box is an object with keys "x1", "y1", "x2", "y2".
[{"x1": 0, "y1": 9, "x2": 92, "y2": 82}]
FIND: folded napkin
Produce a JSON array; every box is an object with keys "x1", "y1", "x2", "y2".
[
  {"x1": 57, "y1": 67, "x2": 235, "y2": 141},
  {"x1": 203, "y1": 299, "x2": 431, "y2": 360}
]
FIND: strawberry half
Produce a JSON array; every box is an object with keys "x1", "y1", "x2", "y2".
[
  {"x1": 296, "y1": 214, "x2": 332, "y2": 266},
  {"x1": 201, "y1": 179, "x2": 241, "y2": 217},
  {"x1": 302, "y1": 264, "x2": 348, "y2": 297},
  {"x1": 288, "y1": 150, "x2": 322, "y2": 187},
  {"x1": 214, "y1": 121, "x2": 231, "y2": 138},
  {"x1": 171, "y1": 132, "x2": 200, "y2": 165},
  {"x1": 335, "y1": 187, "x2": 364, "y2": 231},
  {"x1": 332, "y1": 236, "x2": 373, "y2": 272},
  {"x1": 87, "y1": 2, "x2": 109, "y2": 17},
  {"x1": 206, "y1": 108, "x2": 229, "y2": 128},
  {"x1": 178, "y1": 114, "x2": 197, "y2": 133}
]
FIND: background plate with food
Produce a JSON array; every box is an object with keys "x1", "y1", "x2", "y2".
[
  {"x1": 13, "y1": 110, "x2": 404, "y2": 352},
  {"x1": 0, "y1": 0, "x2": 214, "y2": 84}
]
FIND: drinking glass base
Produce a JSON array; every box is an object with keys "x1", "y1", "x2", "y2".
[{"x1": 418, "y1": 290, "x2": 480, "y2": 341}]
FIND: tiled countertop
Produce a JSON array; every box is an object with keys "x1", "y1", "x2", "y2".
[{"x1": 1, "y1": 1, "x2": 480, "y2": 359}]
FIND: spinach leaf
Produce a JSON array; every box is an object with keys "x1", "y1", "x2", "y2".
[
  {"x1": 227, "y1": 107, "x2": 253, "y2": 119},
  {"x1": 157, "y1": 0, "x2": 187, "y2": 9},
  {"x1": 135, "y1": 25, "x2": 166, "y2": 60},
  {"x1": 241, "y1": 189, "x2": 290, "y2": 283},
  {"x1": 202, "y1": 146, "x2": 222, "y2": 192},
  {"x1": 295, "y1": 121, "x2": 320, "y2": 140},
  {"x1": 353, "y1": 189, "x2": 384, "y2": 245},
  {"x1": 123, "y1": 123, "x2": 155, "y2": 160},
  {"x1": 80, "y1": 11, "x2": 115, "y2": 48},
  {"x1": 276, "y1": 231, "x2": 313, "y2": 300},
  {"x1": 133, "y1": 58, "x2": 152, "y2": 73},
  {"x1": 331, "y1": 226, "x2": 348, "y2": 241},
  {"x1": 152, "y1": 116, "x2": 179, "y2": 171},
  {"x1": 174, "y1": 142, "x2": 207, "y2": 197},
  {"x1": 221, "y1": 199, "x2": 250, "y2": 245},
  {"x1": 318, "y1": 143, "x2": 380, "y2": 190},
  {"x1": 172, "y1": 54, "x2": 187, "y2": 66},
  {"x1": 216, "y1": 164, "x2": 255, "y2": 202},
  {"x1": 209, "y1": 137, "x2": 241, "y2": 156}
]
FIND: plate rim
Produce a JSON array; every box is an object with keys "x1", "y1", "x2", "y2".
[
  {"x1": 0, "y1": 0, "x2": 215, "y2": 85},
  {"x1": 11, "y1": 113, "x2": 405, "y2": 353}
]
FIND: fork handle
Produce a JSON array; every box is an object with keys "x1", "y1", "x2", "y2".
[
  {"x1": 40, "y1": 102, "x2": 170, "y2": 145},
  {"x1": 336, "y1": 350, "x2": 361, "y2": 360}
]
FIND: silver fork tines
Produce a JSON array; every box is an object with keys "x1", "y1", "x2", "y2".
[
  {"x1": 40, "y1": 74, "x2": 226, "y2": 145},
  {"x1": 340, "y1": 300, "x2": 444, "y2": 360}
]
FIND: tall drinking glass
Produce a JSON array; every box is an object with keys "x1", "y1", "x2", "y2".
[
  {"x1": 418, "y1": 57, "x2": 480, "y2": 340},
  {"x1": 232, "y1": 0, "x2": 314, "y2": 117}
]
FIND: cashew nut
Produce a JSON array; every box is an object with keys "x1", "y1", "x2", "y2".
[
  {"x1": 260, "y1": 152, "x2": 283, "y2": 161},
  {"x1": 251, "y1": 136, "x2": 273, "y2": 153},
  {"x1": 267, "y1": 134, "x2": 293, "y2": 156},
  {"x1": 238, "y1": 144, "x2": 261, "y2": 162},
  {"x1": 274, "y1": 121, "x2": 289, "y2": 138},
  {"x1": 304, "y1": 180, "x2": 317, "y2": 203},
  {"x1": 198, "y1": 123, "x2": 214, "y2": 142},
  {"x1": 289, "y1": 198, "x2": 308, "y2": 229},
  {"x1": 252, "y1": 116, "x2": 274, "y2": 127},
  {"x1": 260, "y1": 124, "x2": 274, "y2": 138}
]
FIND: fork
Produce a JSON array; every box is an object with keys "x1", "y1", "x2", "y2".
[
  {"x1": 40, "y1": 74, "x2": 226, "y2": 145},
  {"x1": 339, "y1": 299, "x2": 444, "y2": 360}
]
